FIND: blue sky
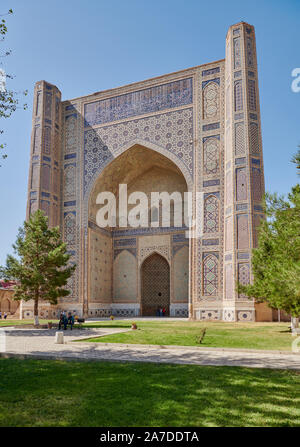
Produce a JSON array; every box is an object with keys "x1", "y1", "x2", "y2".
[{"x1": 0, "y1": 0, "x2": 299, "y2": 265}]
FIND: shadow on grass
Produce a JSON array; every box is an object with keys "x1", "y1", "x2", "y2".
[{"x1": 0, "y1": 358, "x2": 299, "y2": 427}]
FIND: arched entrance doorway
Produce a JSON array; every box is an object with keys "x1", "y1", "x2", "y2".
[{"x1": 141, "y1": 253, "x2": 170, "y2": 316}]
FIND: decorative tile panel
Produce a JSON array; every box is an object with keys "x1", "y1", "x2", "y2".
[{"x1": 84, "y1": 78, "x2": 193, "y2": 126}]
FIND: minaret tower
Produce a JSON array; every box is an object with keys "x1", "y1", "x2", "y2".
[
  {"x1": 26, "y1": 81, "x2": 62, "y2": 228},
  {"x1": 223, "y1": 22, "x2": 265, "y2": 321}
]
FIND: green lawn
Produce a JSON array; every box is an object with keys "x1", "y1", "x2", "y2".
[
  {"x1": 0, "y1": 358, "x2": 299, "y2": 427},
  {"x1": 0, "y1": 319, "x2": 58, "y2": 327},
  {"x1": 82, "y1": 320, "x2": 293, "y2": 351}
]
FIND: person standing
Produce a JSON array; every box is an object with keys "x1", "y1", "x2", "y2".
[{"x1": 68, "y1": 312, "x2": 74, "y2": 330}]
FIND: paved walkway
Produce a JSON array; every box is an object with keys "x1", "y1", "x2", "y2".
[{"x1": 0, "y1": 327, "x2": 299, "y2": 371}]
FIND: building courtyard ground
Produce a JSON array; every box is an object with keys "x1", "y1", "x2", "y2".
[{"x1": 0, "y1": 318, "x2": 299, "y2": 427}]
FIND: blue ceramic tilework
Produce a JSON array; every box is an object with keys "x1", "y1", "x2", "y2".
[
  {"x1": 84, "y1": 131, "x2": 114, "y2": 195},
  {"x1": 112, "y1": 226, "x2": 188, "y2": 238},
  {"x1": 254, "y1": 204, "x2": 263, "y2": 211},
  {"x1": 203, "y1": 134, "x2": 220, "y2": 142},
  {"x1": 64, "y1": 201, "x2": 76, "y2": 207},
  {"x1": 237, "y1": 252, "x2": 250, "y2": 259},
  {"x1": 67, "y1": 250, "x2": 76, "y2": 256},
  {"x1": 64, "y1": 211, "x2": 76, "y2": 217},
  {"x1": 236, "y1": 204, "x2": 248, "y2": 211},
  {"x1": 202, "y1": 67, "x2": 220, "y2": 77},
  {"x1": 202, "y1": 122, "x2": 220, "y2": 132},
  {"x1": 202, "y1": 239, "x2": 219, "y2": 246},
  {"x1": 172, "y1": 233, "x2": 188, "y2": 242},
  {"x1": 114, "y1": 238, "x2": 136, "y2": 247},
  {"x1": 84, "y1": 78, "x2": 193, "y2": 127},
  {"x1": 114, "y1": 248, "x2": 136, "y2": 259},
  {"x1": 235, "y1": 113, "x2": 244, "y2": 120},
  {"x1": 204, "y1": 191, "x2": 220, "y2": 199},
  {"x1": 203, "y1": 179, "x2": 220, "y2": 187},
  {"x1": 202, "y1": 78, "x2": 220, "y2": 89},
  {"x1": 203, "y1": 252, "x2": 219, "y2": 259}
]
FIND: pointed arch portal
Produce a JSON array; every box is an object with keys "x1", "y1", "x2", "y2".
[{"x1": 141, "y1": 253, "x2": 170, "y2": 316}]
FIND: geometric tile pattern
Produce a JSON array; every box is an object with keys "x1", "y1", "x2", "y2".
[
  {"x1": 235, "y1": 122, "x2": 245, "y2": 155},
  {"x1": 233, "y1": 37, "x2": 241, "y2": 69},
  {"x1": 236, "y1": 167, "x2": 248, "y2": 201},
  {"x1": 204, "y1": 195, "x2": 219, "y2": 233},
  {"x1": 203, "y1": 254, "x2": 218, "y2": 296},
  {"x1": 238, "y1": 263, "x2": 250, "y2": 300},
  {"x1": 141, "y1": 253, "x2": 170, "y2": 315},
  {"x1": 250, "y1": 122, "x2": 259, "y2": 154},
  {"x1": 251, "y1": 167, "x2": 262, "y2": 202},
  {"x1": 203, "y1": 137, "x2": 220, "y2": 174},
  {"x1": 248, "y1": 80, "x2": 256, "y2": 111},
  {"x1": 234, "y1": 80, "x2": 243, "y2": 111},
  {"x1": 237, "y1": 214, "x2": 249, "y2": 249},
  {"x1": 83, "y1": 108, "x2": 194, "y2": 197},
  {"x1": 203, "y1": 80, "x2": 220, "y2": 119}
]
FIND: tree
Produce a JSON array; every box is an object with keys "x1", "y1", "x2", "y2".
[
  {"x1": 292, "y1": 147, "x2": 300, "y2": 175},
  {"x1": 0, "y1": 9, "x2": 27, "y2": 165},
  {"x1": 238, "y1": 185, "x2": 300, "y2": 325},
  {"x1": 0, "y1": 210, "x2": 76, "y2": 326}
]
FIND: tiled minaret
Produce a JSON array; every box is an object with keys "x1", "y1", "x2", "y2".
[
  {"x1": 223, "y1": 22, "x2": 265, "y2": 321},
  {"x1": 26, "y1": 81, "x2": 62, "y2": 228}
]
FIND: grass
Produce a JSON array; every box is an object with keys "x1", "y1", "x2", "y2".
[
  {"x1": 0, "y1": 319, "x2": 47, "y2": 327},
  {"x1": 0, "y1": 358, "x2": 299, "y2": 427},
  {"x1": 82, "y1": 320, "x2": 294, "y2": 351},
  {"x1": 0, "y1": 319, "x2": 59, "y2": 327}
]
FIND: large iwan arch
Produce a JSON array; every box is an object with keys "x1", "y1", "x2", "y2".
[{"x1": 25, "y1": 22, "x2": 269, "y2": 321}]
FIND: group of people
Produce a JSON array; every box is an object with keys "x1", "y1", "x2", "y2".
[
  {"x1": 156, "y1": 307, "x2": 167, "y2": 317},
  {"x1": 58, "y1": 312, "x2": 75, "y2": 330},
  {"x1": 0, "y1": 312, "x2": 7, "y2": 320}
]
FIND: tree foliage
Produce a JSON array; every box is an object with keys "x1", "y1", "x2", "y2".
[
  {"x1": 0, "y1": 9, "x2": 27, "y2": 165},
  {"x1": 238, "y1": 184, "x2": 300, "y2": 317},
  {"x1": 292, "y1": 147, "x2": 300, "y2": 175},
  {"x1": 0, "y1": 210, "x2": 76, "y2": 324}
]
